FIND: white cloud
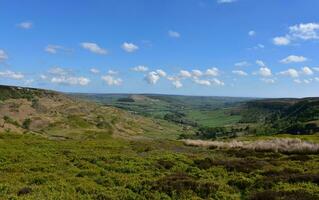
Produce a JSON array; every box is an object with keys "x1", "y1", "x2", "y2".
[
  {"x1": 315, "y1": 77, "x2": 319, "y2": 82},
  {"x1": 144, "y1": 69, "x2": 166, "y2": 85},
  {"x1": 132, "y1": 65, "x2": 148, "y2": 72},
  {"x1": 168, "y1": 30, "x2": 180, "y2": 38},
  {"x1": 81, "y1": 42, "x2": 107, "y2": 55},
  {"x1": 256, "y1": 60, "x2": 266, "y2": 67},
  {"x1": 289, "y1": 23, "x2": 319, "y2": 40},
  {"x1": 0, "y1": 70, "x2": 24, "y2": 80},
  {"x1": 44, "y1": 67, "x2": 90, "y2": 86},
  {"x1": 17, "y1": 21, "x2": 32, "y2": 29},
  {"x1": 48, "y1": 67, "x2": 69, "y2": 76},
  {"x1": 179, "y1": 70, "x2": 192, "y2": 78},
  {"x1": 156, "y1": 69, "x2": 167, "y2": 77},
  {"x1": 257, "y1": 67, "x2": 272, "y2": 77},
  {"x1": 301, "y1": 66, "x2": 314, "y2": 75},
  {"x1": 145, "y1": 71, "x2": 160, "y2": 85},
  {"x1": 206, "y1": 67, "x2": 219, "y2": 76},
  {"x1": 107, "y1": 70, "x2": 118, "y2": 75},
  {"x1": 273, "y1": 23, "x2": 319, "y2": 46},
  {"x1": 261, "y1": 78, "x2": 275, "y2": 84},
  {"x1": 44, "y1": 45, "x2": 70, "y2": 54},
  {"x1": 90, "y1": 68, "x2": 100, "y2": 74},
  {"x1": 248, "y1": 30, "x2": 256, "y2": 36},
  {"x1": 280, "y1": 55, "x2": 307, "y2": 64},
  {"x1": 101, "y1": 75, "x2": 122, "y2": 86},
  {"x1": 217, "y1": 0, "x2": 237, "y2": 3},
  {"x1": 0, "y1": 49, "x2": 8, "y2": 62},
  {"x1": 172, "y1": 80, "x2": 183, "y2": 88},
  {"x1": 273, "y1": 36, "x2": 291, "y2": 46},
  {"x1": 235, "y1": 61, "x2": 250, "y2": 67},
  {"x1": 121, "y1": 42, "x2": 139, "y2": 53},
  {"x1": 194, "y1": 78, "x2": 211, "y2": 86},
  {"x1": 294, "y1": 79, "x2": 302, "y2": 84},
  {"x1": 51, "y1": 76, "x2": 90, "y2": 86},
  {"x1": 211, "y1": 78, "x2": 225, "y2": 86},
  {"x1": 232, "y1": 70, "x2": 248, "y2": 76},
  {"x1": 278, "y1": 68, "x2": 299, "y2": 78},
  {"x1": 40, "y1": 74, "x2": 47, "y2": 80},
  {"x1": 192, "y1": 69, "x2": 203, "y2": 77}
]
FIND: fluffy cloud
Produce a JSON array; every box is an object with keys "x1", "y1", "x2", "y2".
[
  {"x1": 132, "y1": 65, "x2": 148, "y2": 72},
  {"x1": 211, "y1": 78, "x2": 225, "y2": 86},
  {"x1": 257, "y1": 67, "x2": 272, "y2": 77},
  {"x1": 155, "y1": 69, "x2": 167, "y2": 77},
  {"x1": 17, "y1": 21, "x2": 33, "y2": 29},
  {"x1": 51, "y1": 76, "x2": 90, "y2": 86},
  {"x1": 90, "y1": 68, "x2": 100, "y2": 74},
  {"x1": 0, "y1": 49, "x2": 8, "y2": 62},
  {"x1": 101, "y1": 75, "x2": 122, "y2": 86},
  {"x1": 256, "y1": 60, "x2": 266, "y2": 67},
  {"x1": 289, "y1": 23, "x2": 319, "y2": 40},
  {"x1": 107, "y1": 70, "x2": 118, "y2": 75},
  {"x1": 273, "y1": 23, "x2": 319, "y2": 46},
  {"x1": 278, "y1": 69, "x2": 299, "y2": 78},
  {"x1": 0, "y1": 70, "x2": 24, "y2": 79},
  {"x1": 232, "y1": 70, "x2": 248, "y2": 76},
  {"x1": 192, "y1": 70, "x2": 203, "y2": 77},
  {"x1": 46, "y1": 67, "x2": 90, "y2": 86},
  {"x1": 248, "y1": 30, "x2": 256, "y2": 36},
  {"x1": 121, "y1": 42, "x2": 139, "y2": 53},
  {"x1": 217, "y1": 0, "x2": 237, "y2": 3},
  {"x1": 235, "y1": 61, "x2": 250, "y2": 67},
  {"x1": 81, "y1": 42, "x2": 107, "y2": 55},
  {"x1": 48, "y1": 67, "x2": 69, "y2": 76},
  {"x1": 168, "y1": 30, "x2": 180, "y2": 38},
  {"x1": 172, "y1": 80, "x2": 183, "y2": 88},
  {"x1": 280, "y1": 55, "x2": 307, "y2": 64},
  {"x1": 301, "y1": 66, "x2": 314, "y2": 75},
  {"x1": 194, "y1": 78, "x2": 211, "y2": 86},
  {"x1": 145, "y1": 71, "x2": 160, "y2": 85},
  {"x1": 273, "y1": 36, "x2": 291, "y2": 46},
  {"x1": 144, "y1": 69, "x2": 167, "y2": 85},
  {"x1": 179, "y1": 70, "x2": 192, "y2": 78},
  {"x1": 206, "y1": 67, "x2": 219, "y2": 76}
]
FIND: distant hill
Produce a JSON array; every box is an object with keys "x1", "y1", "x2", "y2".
[
  {"x1": 0, "y1": 85, "x2": 189, "y2": 140},
  {"x1": 239, "y1": 98, "x2": 319, "y2": 135}
]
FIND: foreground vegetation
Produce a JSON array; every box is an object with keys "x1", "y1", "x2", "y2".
[{"x1": 0, "y1": 132, "x2": 318, "y2": 199}]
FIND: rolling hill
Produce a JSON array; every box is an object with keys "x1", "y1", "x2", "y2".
[{"x1": 0, "y1": 85, "x2": 191, "y2": 140}]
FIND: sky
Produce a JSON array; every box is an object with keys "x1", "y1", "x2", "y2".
[{"x1": 1, "y1": 0, "x2": 319, "y2": 98}]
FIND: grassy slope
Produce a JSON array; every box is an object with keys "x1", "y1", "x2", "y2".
[
  {"x1": 0, "y1": 133, "x2": 318, "y2": 199},
  {"x1": 0, "y1": 85, "x2": 189, "y2": 140}
]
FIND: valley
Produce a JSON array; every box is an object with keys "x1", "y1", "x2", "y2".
[{"x1": 0, "y1": 85, "x2": 319, "y2": 199}]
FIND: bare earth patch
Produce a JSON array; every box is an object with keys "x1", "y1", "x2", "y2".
[{"x1": 183, "y1": 138, "x2": 319, "y2": 153}]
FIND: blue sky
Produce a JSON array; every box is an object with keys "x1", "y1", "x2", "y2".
[{"x1": 1, "y1": 0, "x2": 319, "y2": 97}]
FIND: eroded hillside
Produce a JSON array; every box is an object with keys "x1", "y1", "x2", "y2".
[{"x1": 0, "y1": 85, "x2": 189, "y2": 140}]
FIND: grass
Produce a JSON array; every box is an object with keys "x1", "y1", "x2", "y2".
[
  {"x1": 186, "y1": 108, "x2": 242, "y2": 127},
  {"x1": 0, "y1": 132, "x2": 318, "y2": 199}
]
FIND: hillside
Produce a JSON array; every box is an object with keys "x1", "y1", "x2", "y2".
[
  {"x1": 0, "y1": 85, "x2": 190, "y2": 140},
  {"x1": 239, "y1": 98, "x2": 319, "y2": 135}
]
